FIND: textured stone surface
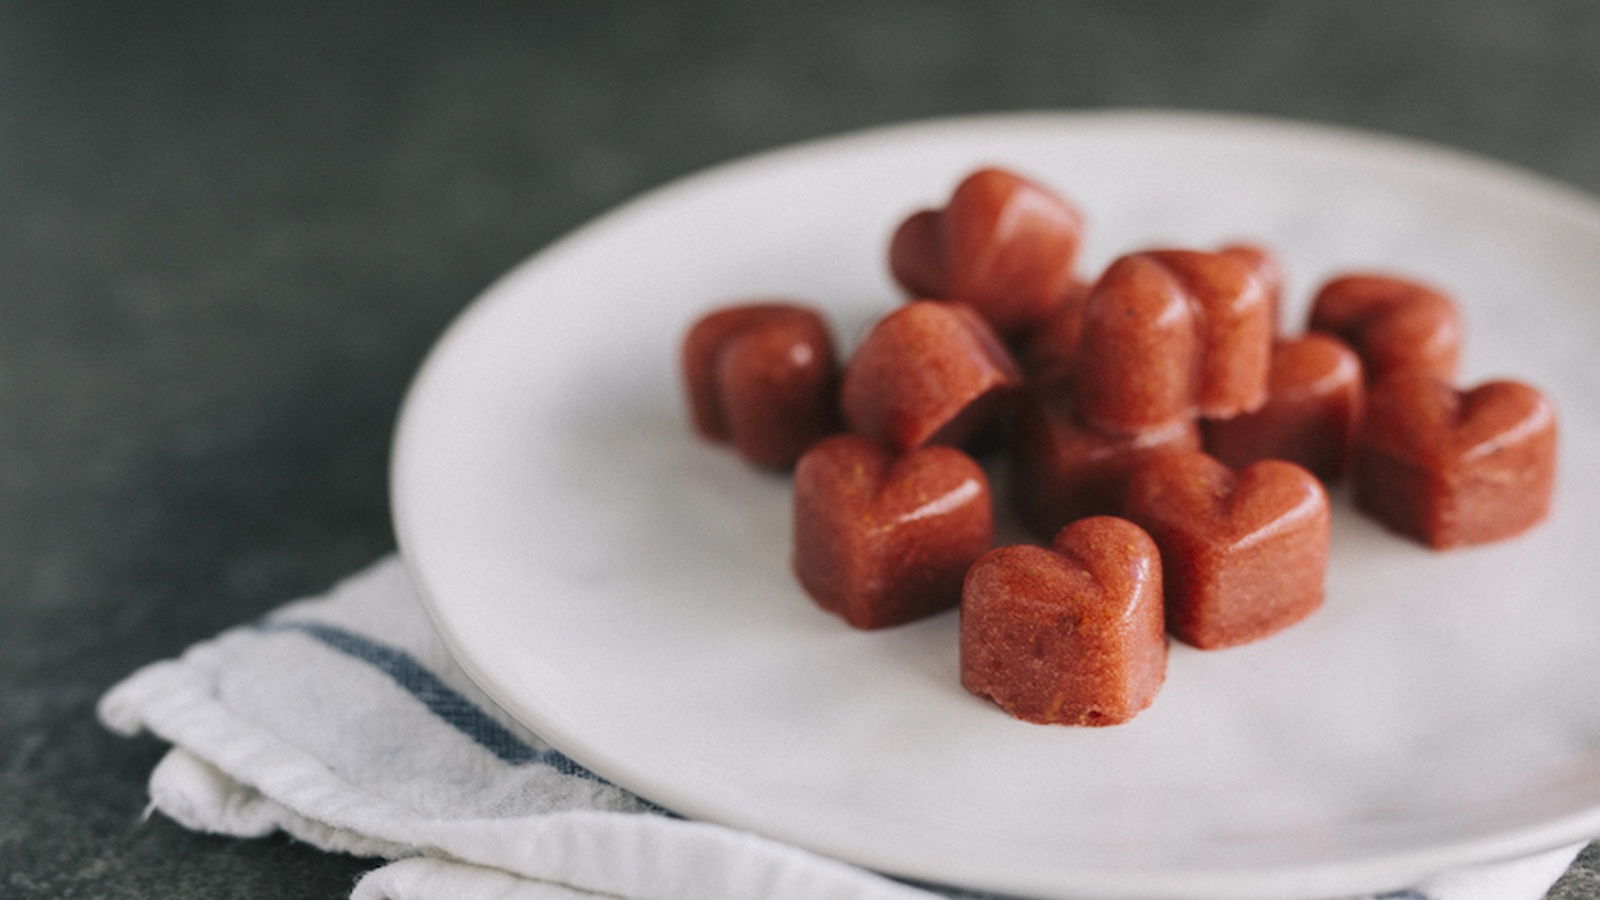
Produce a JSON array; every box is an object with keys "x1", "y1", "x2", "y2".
[{"x1": 3, "y1": 1, "x2": 1598, "y2": 896}]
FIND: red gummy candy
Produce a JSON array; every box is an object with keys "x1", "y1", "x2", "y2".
[
  {"x1": 1072, "y1": 253, "x2": 1200, "y2": 435},
  {"x1": 961, "y1": 516, "x2": 1167, "y2": 726},
  {"x1": 1308, "y1": 274, "x2": 1462, "y2": 383},
  {"x1": 840, "y1": 301, "x2": 1022, "y2": 452},
  {"x1": 888, "y1": 168, "x2": 1084, "y2": 338},
  {"x1": 793, "y1": 434, "x2": 994, "y2": 629},
  {"x1": 681, "y1": 303, "x2": 840, "y2": 466},
  {"x1": 1203, "y1": 334, "x2": 1365, "y2": 482},
  {"x1": 1144, "y1": 248, "x2": 1273, "y2": 420},
  {"x1": 1124, "y1": 452, "x2": 1330, "y2": 650},
  {"x1": 1351, "y1": 373, "x2": 1558, "y2": 549},
  {"x1": 1010, "y1": 384, "x2": 1200, "y2": 538}
]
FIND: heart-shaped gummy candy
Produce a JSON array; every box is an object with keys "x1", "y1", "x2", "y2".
[
  {"x1": 681, "y1": 302, "x2": 840, "y2": 466},
  {"x1": 792, "y1": 434, "x2": 993, "y2": 629},
  {"x1": 1124, "y1": 451, "x2": 1330, "y2": 650},
  {"x1": 1351, "y1": 372, "x2": 1558, "y2": 548},
  {"x1": 1203, "y1": 333, "x2": 1365, "y2": 482},
  {"x1": 1143, "y1": 248, "x2": 1274, "y2": 419},
  {"x1": 1308, "y1": 273, "x2": 1462, "y2": 383},
  {"x1": 888, "y1": 167, "x2": 1084, "y2": 338},
  {"x1": 961, "y1": 516, "x2": 1167, "y2": 726},
  {"x1": 840, "y1": 300, "x2": 1022, "y2": 452}
]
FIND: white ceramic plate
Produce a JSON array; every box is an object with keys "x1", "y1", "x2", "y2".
[{"x1": 390, "y1": 111, "x2": 1600, "y2": 899}]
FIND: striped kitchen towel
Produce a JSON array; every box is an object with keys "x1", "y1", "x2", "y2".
[{"x1": 97, "y1": 556, "x2": 1585, "y2": 900}]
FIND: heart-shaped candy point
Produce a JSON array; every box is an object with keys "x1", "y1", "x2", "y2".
[
  {"x1": 682, "y1": 303, "x2": 841, "y2": 466},
  {"x1": 840, "y1": 301, "x2": 1022, "y2": 452},
  {"x1": 888, "y1": 167, "x2": 1084, "y2": 339},
  {"x1": 1351, "y1": 373, "x2": 1558, "y2": 548},
  {"x1": 793, "y1": 434, "x2": 994, "y2": 629},
  {"x1": 1124, "y1": 452, "x2": 1331, "y2": 650},
  {"x1": 961, "y1": 516, "x2": 1167, "y2": 726},
  {"x1": 1203, "y1": 333, "x2": 1365, "y2": 482},
  {"x1": 1308, "y1": 273, "x2": 1462, "y2": 383}
]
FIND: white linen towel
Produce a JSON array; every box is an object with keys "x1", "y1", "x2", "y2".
[{"x1": 98, "y1": 555, "x2": 1586, "y2": 900}]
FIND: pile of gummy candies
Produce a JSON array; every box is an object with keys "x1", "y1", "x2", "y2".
[{"x1": 681, "y1": 167, "x2": 1558, "y2": 726}]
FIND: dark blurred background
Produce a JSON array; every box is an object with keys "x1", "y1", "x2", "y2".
[{"x1": 3, "y1": 2, "x2": 1600, "y2": 896}]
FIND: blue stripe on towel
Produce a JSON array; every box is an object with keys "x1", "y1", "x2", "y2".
[{"x1": 257, "y1": 619, "x2": 599, "y2": 779}]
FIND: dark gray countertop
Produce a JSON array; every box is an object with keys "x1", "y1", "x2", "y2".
[{"x1": 4, "y1": 2, "x2": 1600, "y2": 897}]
